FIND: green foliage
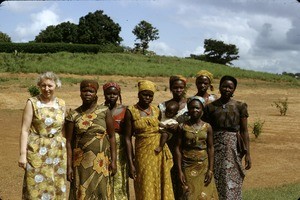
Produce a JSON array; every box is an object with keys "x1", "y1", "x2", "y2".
[
  {"x1": 250, "y1": 119, "x2": 265, "y2": 138},
  {"x1": 0, "y1": 31, "x2": 11, "y2": 43},
  {"x1": 196, "y1": 38, "x2": 239, "y2": 65},
  {"x1": 272, "y1": 97, "x2": 288, "y2": 116},
  {"x1": 28, "y1": 85, "x2": 40, "y2": 97},
  {"x1": 243, "y1": 182, "x2": 300, "y2": 200},
  {"x1": 132, "y1": 20, "x2": 159, "y2": 55},
  {"x1": 78, "y1": 10, "x2": 122, "y2": 45}
]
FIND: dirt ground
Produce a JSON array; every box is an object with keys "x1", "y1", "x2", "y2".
[{"x1": 0, "y1": 73, "x2": 299, "y2": 199}]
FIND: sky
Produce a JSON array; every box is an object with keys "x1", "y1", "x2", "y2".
[{"x1": 1, "y1": 0, "x2": 300, "y2": 74}]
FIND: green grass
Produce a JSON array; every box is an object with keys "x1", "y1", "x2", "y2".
[
  {"x1": 243, "y1": 182, "x2": 300, "y2": 200},
  {"x1": 0, "y1": 52, "x2": 299, "y2": 86}
]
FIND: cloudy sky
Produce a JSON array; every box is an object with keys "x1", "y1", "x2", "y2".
[{"x1": 1, "y1": 0, "x2": 300, "y2": 74}]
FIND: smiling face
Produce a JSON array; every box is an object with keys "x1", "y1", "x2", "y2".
[
  {"x1": 80, "y1": 86, "x2": 97, "y2": 104},
  {"x1": 39, "y1": 78, "x2": 56, "y2": 100},
  {"x1": 187, "y1": 99, "x2": 204, "y2": 120},
  {"x1": 170, "y1": 80, "x2": 186, "y2": 99},
  {"x1": 138, "y1": 90, "x2": 154, "y2": 106},
  {"x1": 104, "y1": 86, "x2": 119, "y2": 105}
]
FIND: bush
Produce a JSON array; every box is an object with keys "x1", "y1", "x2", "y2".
[
  {"x1": 28, "y1": 85, "x2": 40, "y2": 97},
  {"x1": 251, "y1": 119, "x2": 265, "y2": 139},
  {"x1": 272, "y1": 97, "x2": 288, "y2": 116}
]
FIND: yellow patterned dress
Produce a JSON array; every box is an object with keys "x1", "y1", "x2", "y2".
[
  {"x1": 66, "y1": 105, "x2": 112, "y2": 200},
  {"x1": 180, "y1": 122, "x2": 218, "y2": 200},
  {"x1": 22, "y1": 97, "x2": 67, "y2": 200},
  {"x1": 128, "y1": 105, "x2": 174, "y2": 200}
]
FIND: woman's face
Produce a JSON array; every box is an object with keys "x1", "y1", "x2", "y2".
[
  {"x1": 80, "y1": 87, "x2": 97, "y2": 104},
  {"x1": 187, "y1": 100, "x2": 203, "y2": 119},
  {"x1": 104, "y1": 86, "x2": 119, "y2": 104},
  {"x1": 219, "y1": 80, "x2": 235, "y2": 98},
  {"x1": 196, "y1": 76, "x2": 210, "y2": 93},
  {"x1": 138, "y1": 90, "x2": 154, "y2": 105},
  {"x1": 39, "y1": 78, "x2": 56, "y2": 100},
  {"x1": 170, "y1": 80, "x2": 185, "y2": 98}
]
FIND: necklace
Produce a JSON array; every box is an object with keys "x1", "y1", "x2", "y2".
[
  {"x1": 188, "y1": 121, "x2": 202, "y2": 134},
  {"x1": 136, "y1": 104, "x2": 152, "y2": 115}
]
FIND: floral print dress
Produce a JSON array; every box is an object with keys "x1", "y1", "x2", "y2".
[
  {"x1": 22, "y1": 97, "x2": 67, "y2": 200},
  {"x1": 66, "y1": 105, "x2": 112, "y2": 200}
]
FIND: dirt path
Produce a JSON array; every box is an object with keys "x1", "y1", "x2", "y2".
[{"x1": 0, "y1": 73, "x2": 299, "y2": 199}]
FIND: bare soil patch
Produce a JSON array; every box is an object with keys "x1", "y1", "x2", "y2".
[{"x1": 0, "y1": 73, "x2": 299, "y2": 199}]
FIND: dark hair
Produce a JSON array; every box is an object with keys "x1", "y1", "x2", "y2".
[
  {"x1": 219, "y1": 75, "x2": 237, "y2": 89},
  {"x1": 166, "y1": 100, "x2": 179, "y2": 112}
]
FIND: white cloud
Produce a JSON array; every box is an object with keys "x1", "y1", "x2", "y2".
[{"x1": 149, "y1": 41, "x2": 177, "y2": 56}]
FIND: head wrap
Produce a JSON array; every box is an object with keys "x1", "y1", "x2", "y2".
[
  {"x1": 102, "y1": 82, "x2": 121, "y2": 92},
  {"x1": 80, "y1": 80, "x2": 99, "y2": 91},
  {"x1": 196, "y1": 70, "x2": 214, "y2": 83},
  {"x1": 187, "y1": 96, "x2": 205, "y2": 107},
  {"x1": 138, "y1": 80, "x2": 156, "y2": 93},
  {"x1": 169, "y1": 75, "x2": 187, "y2": 88},
  {"x1": 219, "y1": 75, "x2": 237, "y2": 89}
]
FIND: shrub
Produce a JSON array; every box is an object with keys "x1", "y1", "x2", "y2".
[
  {"x1": 28, "y1": 85, "x2": 40, "y2": 97},
  {"x1": 272, "y1": 97, "x2": 288, "y2": 116},
  {"x1": 251, "y1": 119, "x2": 265, "y2": 139}
]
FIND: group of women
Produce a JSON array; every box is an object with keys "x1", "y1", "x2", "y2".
[{"x1": 18, "y1": 70, "x2": 252, "y2": 200}]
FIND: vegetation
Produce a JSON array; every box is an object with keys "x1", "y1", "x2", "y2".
[
  {"x1": 0, "y1": 52, "x2": 299, "y2": 87},
  {"x1": 243, "y1": 182, "x2": 300, "y2": 200},
  {"x1": 272, "y1": 98, "x2": 289, "y2": 116},
  {"x1": 0, "y1": 31, "x2": 11, "y2": 43},
  {"x1": 250, "y1": 119, "x2": 265, "y2": 138},
  {"x1": 28, "y1": 85, "x2": 40, "y2": 97},
  {"x1": 190, "y1": 38, "x2": 239, "y2": 65},
  {"x1": 132, "y1": 20, "x2": 159, "y2": 55}
]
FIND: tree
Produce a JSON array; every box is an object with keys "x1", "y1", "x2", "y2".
[
  {"x1": 203, "y1": 39, "x2": 239, "y2": 65},
  {"x1": 77, "y1": 10, "x2": 122, "y2": 45},
  {"x1": 132, "y1": 20, "x2": 159, "y2": 55},
  {"x1": 201, "y1": 39, "x2": 239, "y2": 65},
  {"x1": 0, "y1": 31, "x2": 11, "y2": 43},
  {"x1": 35, "y1": 22, "x2": 78, "y2": 43}
]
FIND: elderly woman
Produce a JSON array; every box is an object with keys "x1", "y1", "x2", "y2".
[
  {"x1": 194, "y1": 70, "x2": 217, "y2": 105},
  {"x1": 203, "y1": 75, "x2": 252, "y2": 200},
  {"x1": 65, "y1": 80, "x2": 117, "y2": 199},
  {"x1": 19, "y1": 71, "x2": 67, "y2": 199},
  {"x1": 102, "y1": 82, "x2": 129, "y2": 200},
  {"x1": 125, "y1": 80, "x2": 174, "y2": 200}
]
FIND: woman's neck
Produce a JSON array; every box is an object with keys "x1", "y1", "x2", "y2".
[
  {"x1": 196, "y1": 91, "x2": 209, "y2": 98},
  {"x1": 39, "y1": 94, "x2": 54, "y2": 104},
  {"x1": 137, "y1": 102, "x2": 149, "y2": 110},
  {"x1": 105, "y1": 101, "x2": 117, "y2": 110},
  {"x1": 189, "y1": 117, "x2": 202, "y2": 125},
  {"x1": 81, "y1": 101, "x2": 97, "y2": 113}
]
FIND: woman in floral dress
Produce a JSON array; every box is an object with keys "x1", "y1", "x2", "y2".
[
  {"x1": 125, "y1": 80, "x2": 174, "y2": 200},
  {"x1": 18, "y1": 71, "x2": 67, "y2": 199},
  {"x1": 102, "y1": 82, "x2": 129, "y2": 200},
  {"x1": 65, "y1": 80, "x2": 117, "y2": 200}
]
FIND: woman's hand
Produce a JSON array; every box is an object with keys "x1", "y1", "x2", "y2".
[
  {"x1": 129, "y1": 164, "x2": 137, "y2": 180},
  {"x1": 245, "y1": 154, "x2": 252, "y2": 170},
  {"x1": 67, "y1": 166, "x2": 74, "y2": 182},
  {"x1": 18, "y1": 154, "x2": 27, "y2": 170},
  {"x1": 110, "y1": 161, "x2": 117, "y2": 176},
  {"x1": 204, "y1": 170, "x2": 213, "y2": 186}
]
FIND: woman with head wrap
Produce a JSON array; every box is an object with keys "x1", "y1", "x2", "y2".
[
  {"x1": 175, "y1": 96, "x2": 218, "y2": 200},
  {"x1": 125, "y1": 80, "x2": 174, "y2": 200},
  {"x1": 102, "y1": 82, "x2": 129, "y2": 200},
  {"x1": 65, "y1": 80, "x2": 117, "y2": 199},
  {"x1": 19, "y1": 72, "x2": 67, "y2": 199},
  {"x1": 194, "y1": 70, "x2": 217, "y2": 105},
  {"x1": 158, "y1": 75, "x2": 188, "y2": 199},
  {"x1": 203, "y1": 75, "x2": 252, "y2": 200}
]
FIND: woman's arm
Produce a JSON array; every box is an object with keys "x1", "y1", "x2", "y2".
[
  {"x1": 106, "y1": 109, "x2": 117, "y2": 176},
  {"x1": 18, "y1": 100, "x2": 33, "y2": 169},
  {"x1": 65, "y1": 120, "x2": 74, "y2": 181},
  {"x1": 240, "y1": 117, "x2": 251, "y2": 170},
  {"x1": 205, "y1": 123, "x2": 214, "y2": 186},
  {"x1": 124, "y1": 109, "x2": 136, "y2": 180},
  {"x1": 175, "y1": 127, "x2": 187, "y2": 187}
]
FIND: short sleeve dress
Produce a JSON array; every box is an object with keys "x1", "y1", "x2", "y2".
[{"x1": 22, "y1": 96, "x2": 67, "y2": 200}]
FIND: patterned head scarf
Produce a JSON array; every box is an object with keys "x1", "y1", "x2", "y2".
[
  {"x1": 102, "y1": 82, "x2": 122, "y2": 104},
  {"x1": 102, "y1": 82, "x2": 121, "y2": 92},
  {"x1": 187, "y1": 96, "x2": 205, "y2": 108},
  {"x1": 169, "y1": 75, "x2": 187, "y2": 88},
  {"x1": 138, "y1": 80, "x2": 156, "y2": 93},
  {"x1": 80, "y1": 80, "x2": 99, "y2": 91},
  {"x1": 196, "y1": 70, "x2": 214, "y2": 83}
]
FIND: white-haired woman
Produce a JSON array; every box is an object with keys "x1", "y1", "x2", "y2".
[{"x1": 18, "y1": 71, "x2": 67, "y2": 199}]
